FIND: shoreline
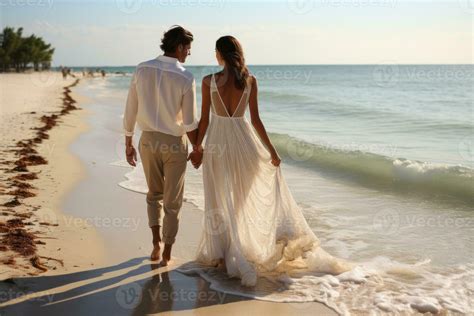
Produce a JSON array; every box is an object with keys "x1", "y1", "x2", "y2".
[
  {"x1": 1, "y1": 70, "x2": 469, "y2": 314},
  {"x1": 0, "y1": 62, "x2": 470, "y2": 314},
  {"x1": 0, "y1": 72, "x2": 107, "y2": 280},
  {"x1": 49, "y1": 76, "x2": 339, "y2": 315},
  {"x1": 0, "y1": 73, "x2": 335, "y2": 315}
]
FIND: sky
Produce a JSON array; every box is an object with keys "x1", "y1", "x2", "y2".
[{"x1": 0, "y1": 0, "x2": 472, "y2": 66}]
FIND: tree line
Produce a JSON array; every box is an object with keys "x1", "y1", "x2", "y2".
[{"x1": 0, "y1": 27, "x2": 54, "y2": 72}]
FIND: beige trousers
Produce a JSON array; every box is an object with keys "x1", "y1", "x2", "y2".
[{"x1": 138, "y1": 130, "x2": 188, "y2": 245}]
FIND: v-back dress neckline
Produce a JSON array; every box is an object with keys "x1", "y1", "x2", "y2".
[{"x1": 212, "y1": 74, "x2": 248, "y2": 118}]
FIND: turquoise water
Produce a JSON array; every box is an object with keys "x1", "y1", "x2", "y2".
[
  {"x1": 75, "y1": 64, "x2": 474, "y2": 314},
  {"x1": 85, "y1": 64, "x2": 474, "y2": 204}
]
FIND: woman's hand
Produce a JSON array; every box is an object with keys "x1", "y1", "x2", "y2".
[
  {"x1": 270, "y1": 150, "x2": 281, "y2": 167},
  {"x1": 188, "y1": 144, "x2": 204, "y2": 169},
  {"x1": 188, "y1": 150, "x2": 203, "y2": 169}
]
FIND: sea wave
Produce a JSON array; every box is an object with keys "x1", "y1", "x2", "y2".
[
  {"x1": 270, "y1": 132, "x2": 474, "y2": 204},
  {"x1": 259, "y1": 90, "x2": 315, "y2": 103}
]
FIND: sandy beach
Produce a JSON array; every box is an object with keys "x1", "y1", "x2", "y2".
[
  {"x1": 0, "y1": 72, "x2": 107, "y2": 279},
  {"x1": 0, "y1": 73, "x2": 338, "y2": 315},
  {"x1": 0, "y1": 69, "x2": 471, "y2": 315}
]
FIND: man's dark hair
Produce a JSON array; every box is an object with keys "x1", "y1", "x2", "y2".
[{"x1": 160, "y1": 25, "x2": 193, "y2": 53}]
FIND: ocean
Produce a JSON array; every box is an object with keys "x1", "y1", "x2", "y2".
[{"x1": 73, "y1": 64, "x2": 473, "y2": 314}]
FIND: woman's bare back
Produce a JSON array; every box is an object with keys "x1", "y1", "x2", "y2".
[{"x1": 214, "y1": 72, "x2": 250, "y2": 117}]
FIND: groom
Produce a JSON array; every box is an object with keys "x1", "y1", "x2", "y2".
[{"x1": 123, "y1": 25, "x2": 203, "y2": 266}]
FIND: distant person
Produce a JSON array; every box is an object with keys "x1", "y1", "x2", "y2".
[{"x1": 61, "y1": 66, "x2": 67, "y2": 79}]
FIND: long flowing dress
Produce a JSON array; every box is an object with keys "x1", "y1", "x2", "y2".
[{"x1": 186, "y1": 73, "x2": 354, "y2": 287}]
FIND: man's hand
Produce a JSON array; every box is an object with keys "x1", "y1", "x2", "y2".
[
  {"x1": 187, "y1": 150, "x2": 203, "y2": 169},
  {"x1": 126, "y1": 145, "x2": 137, "y2": 167}
]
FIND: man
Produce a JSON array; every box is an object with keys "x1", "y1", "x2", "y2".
[{"x1": 123, "y1": 25, "x2": 202, "y2": 266}]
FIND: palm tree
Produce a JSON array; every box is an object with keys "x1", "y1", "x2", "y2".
[
  {"x1": 0, "y1": 27, "x2": 23, "y2": 72},
  {"x1": 0, "y1": 27, "x2": 55, "y2": 72}
]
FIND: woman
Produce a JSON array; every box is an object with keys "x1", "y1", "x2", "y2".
[{"x1": 189, "y1": 36, "x2": 353, "y2": 287}]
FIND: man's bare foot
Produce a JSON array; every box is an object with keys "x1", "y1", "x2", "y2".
[
  {"x1": 160, "y1": 244, "x2": 172, "y2": 266},
  {"x1": 150, "y1": 242, "x2": 161, "y2": 261},
  {"x1": 150, "y1": 225, "x2": 162, "y2": 261}
]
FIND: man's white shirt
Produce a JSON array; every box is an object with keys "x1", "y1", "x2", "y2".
[{"x1": 123, "y1": 55, "x2": 199, "y2": 137}]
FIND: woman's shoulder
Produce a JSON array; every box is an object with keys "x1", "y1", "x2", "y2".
[
  {"x1": 248, "y1": 73, "x2": 258, "y2": 86},
  {"x1": 203, "y1": 71, "x2": 222, "y2": 82},
  {"x1": 202, "y1": 71, "x2": 220, "y2": 87},
  {"x1": 201, "y1": 73, "x2": 213, "y2": 86}
]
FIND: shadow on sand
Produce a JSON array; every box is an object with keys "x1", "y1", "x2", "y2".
[{"x1": 0, "y1": 257, "x2": 249, "y2": 315}]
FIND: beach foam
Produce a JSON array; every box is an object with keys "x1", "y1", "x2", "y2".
[
  {"x1": 176, "y1": 257, "x2": 473, "y2": 315},
  {"x1": 112, "y1": 159, "x2": 473, "y2": 315}
]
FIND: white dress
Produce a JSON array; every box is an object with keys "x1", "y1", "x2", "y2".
[{"x1": 188, "y1": 73, "x2": 354, "y2": 287}]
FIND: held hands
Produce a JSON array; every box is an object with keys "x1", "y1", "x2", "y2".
[{"x1": 188, "y1": 144, "x2": 203, "y2": 169}]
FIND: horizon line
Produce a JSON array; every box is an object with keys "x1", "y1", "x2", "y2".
[{"x1": 54, "y1": 63, "x2": 474, "y2": 68}]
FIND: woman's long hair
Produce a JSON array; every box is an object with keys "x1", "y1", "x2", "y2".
[{"x1": 216, "y1": 36, "x2": 249, "y2": 90}]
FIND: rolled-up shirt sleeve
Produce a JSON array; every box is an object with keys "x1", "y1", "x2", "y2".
[
  {"x1": 181, "y1": 78, "x2": 199, "y2": 132},
  {"x1": 123, "y1": 69, "x2": 138, "y2": 136}
]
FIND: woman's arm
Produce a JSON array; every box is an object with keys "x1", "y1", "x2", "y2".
[
  {"x1": 196, "y1": 75, "x2": 211, "y2": 148},
  {"x1": 248, "y1": 76, "x2": 281, "y2": 167},
  {"x1": 189, "y1": 75, "x2": 211, "y2": 168}
]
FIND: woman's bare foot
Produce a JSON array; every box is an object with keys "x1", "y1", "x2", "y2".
[
  {"x1": 150, "y1": 242, "x2": 161, "y2": 261},
  {"x1": 216, "y1": 258, "x2": 226, "y2": 272},
  {"x1": 160, "y1": 244, "x2": 172, "y2": 266}
]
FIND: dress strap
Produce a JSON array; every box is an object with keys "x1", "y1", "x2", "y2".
[
  {"x1": 210, "y1": 74, "x2": 218, "y2": 91},
  {"x1": 209, "y1": 74, "x2": 218, "y2": 114}
]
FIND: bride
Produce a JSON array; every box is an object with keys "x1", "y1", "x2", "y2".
[{"x1": 187, "y1": 36, "x2": 354, "y2": 287}]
